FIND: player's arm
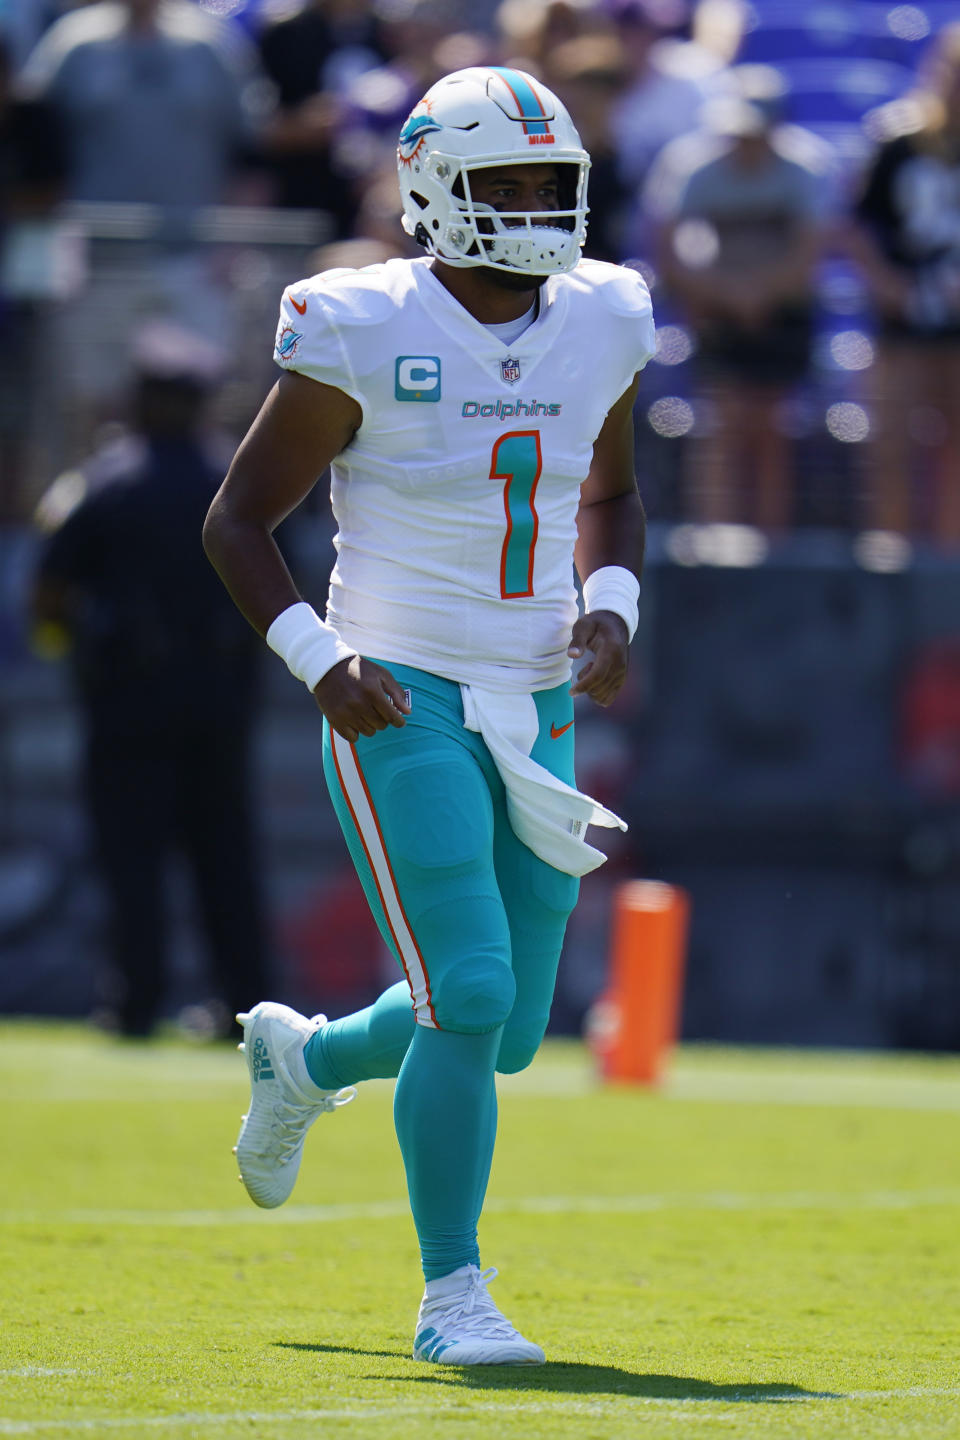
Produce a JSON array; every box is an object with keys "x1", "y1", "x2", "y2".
[
  {"x1": 570, "y1": 373, "x2": 645, "y2": 706},
  {"x1": 203, "y1": 370, "x2": 411, "y2": 742}
]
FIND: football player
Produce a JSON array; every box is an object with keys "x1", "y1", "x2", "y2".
[{"x1": 203, "y1": 66, "x2": 655, "y2": 1366}]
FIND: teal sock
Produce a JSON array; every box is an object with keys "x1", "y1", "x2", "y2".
[
  {"x1": 394, "y1": 1024, "x2": 501, "y2": 1281},
  {"x1": 302, "y1": 981, "x2": 415, "y2": 1090}
]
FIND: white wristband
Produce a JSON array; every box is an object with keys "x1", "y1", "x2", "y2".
[
  {"x1": 582, "y1": 566, "x2": 640, "y2": 643},
  {"x1": 265, "y1": 601, "x2": 355, "y2": 693}
]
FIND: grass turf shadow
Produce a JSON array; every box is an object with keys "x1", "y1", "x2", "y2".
[{"x1": 274, "y1": 1346, "x2": 841, "y2": 1402}]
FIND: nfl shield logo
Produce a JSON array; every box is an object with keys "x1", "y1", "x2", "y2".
[{"x1": 500, "y1": 356, "x2": 522, "y2": 385}]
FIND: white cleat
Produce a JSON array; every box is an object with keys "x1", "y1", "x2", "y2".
[
  {"x1": 413, "y1": 1266, "x2": 545, "y2": 1366},
  {"x1": 233, "y1": 1001, "x2": 355, "y2": 1209}
]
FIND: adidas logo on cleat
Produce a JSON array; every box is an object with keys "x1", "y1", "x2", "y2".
[
  {"x1": 415, "y1": 1328, "x2": 453, "y2": 1362},
  {"x1": 252, "y1": 1037, "x2": 275, "y2": 1081},
  {"x1": 234, "y1": 1003, "x2": 356, "y2": 1209}
]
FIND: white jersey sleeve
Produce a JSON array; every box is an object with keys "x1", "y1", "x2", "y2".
[
  {"x1": 569, "y1": 259, "x2": 657, "y2": 399},
  {"x1": 273, "y1": 269, "x2": 370, "y2": 417}
]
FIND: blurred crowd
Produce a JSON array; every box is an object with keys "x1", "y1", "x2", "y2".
[
  {"x1": 2, "y1": 0, "x2": 960, "y2": 1042},
  {"x1": 0, "y1": 0, "x2": 958, "y2": 542}
]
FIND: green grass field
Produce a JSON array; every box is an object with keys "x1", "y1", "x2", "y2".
[{"x1": 3, "y1": 1022, "x2": 960, "y2": 1439}]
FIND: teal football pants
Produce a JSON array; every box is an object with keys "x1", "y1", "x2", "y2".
[{"x1": 309, "y1": 661, "x2": 580, "y2": 1279}]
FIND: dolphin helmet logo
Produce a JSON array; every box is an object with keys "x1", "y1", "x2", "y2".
[{"x1": 398, "y1": 110, "x2": 443, "y2": 166}]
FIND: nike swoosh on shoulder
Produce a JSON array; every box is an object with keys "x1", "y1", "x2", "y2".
[
  {"x1": 288, "y1": 294, "x2": 307, "y2": 315},
  {"x1": 550, "y1": 720, "x2": 574, "y2": 739}
]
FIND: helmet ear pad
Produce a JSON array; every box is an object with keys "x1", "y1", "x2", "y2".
[
  {"x1": 400, "y1": 162, "x2": 485, "y2": 261},
  {"x1": 449, "y1": 173, "x2": 486, "y2": 258}
]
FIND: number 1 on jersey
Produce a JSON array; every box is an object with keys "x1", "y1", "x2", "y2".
[{"x1": 492, "y1": 430, "x2": 542, "y2": 599}]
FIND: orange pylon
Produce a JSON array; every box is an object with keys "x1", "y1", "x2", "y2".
[{"x1": 588, "y1": 880, "x2": 690, "y2": 1084}]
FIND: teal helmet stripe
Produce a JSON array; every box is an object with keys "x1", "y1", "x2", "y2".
[{"x1": 489, "y1": 67, "x2": 551, "y2": 134}]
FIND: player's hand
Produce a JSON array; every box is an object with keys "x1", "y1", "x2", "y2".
[
  {"x1": 313, "y1": 655, "x2": 411, "y2": 742},
  {"x1": 568, "y1": 611, "x2": 629, "y2": 706}
]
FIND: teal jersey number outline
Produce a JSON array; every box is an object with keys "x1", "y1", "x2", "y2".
[{"x1": 491, "y1": 430, "x2": 542, "y2": 599}]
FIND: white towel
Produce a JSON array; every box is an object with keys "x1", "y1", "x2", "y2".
[{"x1": 460, "y1": 684, "x2": 628, "y2": 877}]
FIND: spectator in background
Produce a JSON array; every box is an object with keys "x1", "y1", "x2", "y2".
[
  {"x1": 19, "y1": 0, "x2": 273, "y2": 457},
  {"x1": 606, "y1": 0, "x2": 738, "y2": 196},
  {"x1": 257, "y1": 0, "x2": 385, "y2": 239},
  {"x1": 336, "y1": 0, "x2": 489, "y2": 180},
  {"x1": 495, "y1": 0, "x2": 604, "y2": 74},
  {"x1": 31, "y1": 325, "x2": 270, "y2": 1039},
  {"x1": 546, "y1": 34, "x2": 632, "y2": 261},
  {"x1": 260, "y1": 0, "x2": 490, "y2": 232},
  {"x1": 350, "y1": 161, "x2": 424, "y2": 256},
  {"x1": 646, "y1": 66, "x2": 827, "y2": 530},
  {"x1": 685, "y1": 0, "x2": 743, "y2": 78},
  {"x1": 496, "y1": 0, "x2": 742, "y2": 204},
  {"x1": 0, "y1": 34, "x2": 66, "y2": 523},
  {"x1": 848, "y1": 23, "x2": 960, "y2": 546},
  {"x1": 19, "y1": 0, "x2": 269, "y2": 222}
]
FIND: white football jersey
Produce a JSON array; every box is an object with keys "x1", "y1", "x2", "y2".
[{"x1": 273, "y1": 256, "x2": 655, "y2": 691}]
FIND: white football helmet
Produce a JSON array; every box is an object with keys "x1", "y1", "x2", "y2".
[{"x1": 397, "y1": 67, "x2": 590, "y2": 275}]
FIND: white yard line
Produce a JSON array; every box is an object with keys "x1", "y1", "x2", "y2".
[
  {"x1": 13, "y1": 1069, "x2": 960, "y2": 1110},
  {"x1": 3, "y1": 1387, "x2": 960, "y2": 1433},
  {"x1": 2, "y1": 1187, "x2": 960, "y2": 1228}
]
